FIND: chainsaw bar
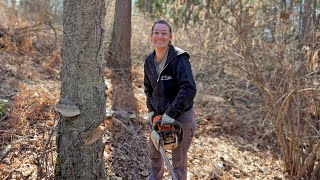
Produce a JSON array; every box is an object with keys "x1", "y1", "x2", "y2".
[
  {"x1": 159, "y1": 145, "x2": 178, "y2": 180},
  {"x1": 148, "y1": 123, "x2": 178, "y2": 180}
]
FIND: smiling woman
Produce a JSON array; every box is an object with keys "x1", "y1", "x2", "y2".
[
  {"x1": 143, "y1": 19, "x2": 197, "y2": 180},
  {"x1": 151, "y1": 23, "x2": 172, "y2": 61}
]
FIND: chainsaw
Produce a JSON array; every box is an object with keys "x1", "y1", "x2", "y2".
[{"x1": 148, "y1": 115, "x2": 183, "y2": 180}]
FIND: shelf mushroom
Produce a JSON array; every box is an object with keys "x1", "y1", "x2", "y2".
[{"x1": 54, "y1": 97, "x2": 80, "y2": 117}]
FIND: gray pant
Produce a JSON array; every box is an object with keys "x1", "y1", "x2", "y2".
[{"x1": 148, "y1": 108, "x2": 196, "y2": 180}]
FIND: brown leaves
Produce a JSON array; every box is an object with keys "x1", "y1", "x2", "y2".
[
  {"x1": 103, "y1": 119, "x2": 150, "y2": 180},
  {"x1": 0, "y1": 83, "x2": 59, "y2": 179},
  {"x1": 188, "y1": 134, "x2": 285, "y2": 179}
]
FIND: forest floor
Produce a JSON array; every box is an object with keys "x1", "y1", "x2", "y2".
[
  {"x1": 0, "y1": 50, "x2": 286, "y2": 180},
  {"x1": 0, "y1": 24, "x2": 285, "y2": 180}
]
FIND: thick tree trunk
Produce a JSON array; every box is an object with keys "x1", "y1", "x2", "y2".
[{"x1": 55, "y1": 0, "x2": 107, "y2": 179}]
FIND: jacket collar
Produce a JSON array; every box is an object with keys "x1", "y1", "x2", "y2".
[{"x1": 150, "y1": 45, "x2": 189, "y2": 65}]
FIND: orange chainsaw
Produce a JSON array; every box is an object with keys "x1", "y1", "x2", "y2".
[
  {"x1": 148, "y1": 115, "x2": 183, "y2": 180},
  {"x1": 151, "y1": 115, "x2": 183, "y2": 150}
]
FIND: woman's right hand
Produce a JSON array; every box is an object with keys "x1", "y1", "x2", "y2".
[
  {"x1": 147, "y1": 111, "x2": 154, "y2": 122},
  {"x1": 142, "y1": 111, "x2": 154, "y2": 124}
]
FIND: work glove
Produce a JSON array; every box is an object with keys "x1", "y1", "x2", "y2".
[
  {"x1": 142, "y1": 111, "x2": 154, "y2": 124},
  {"x1": 161, "y1": 113, "x2": 175, "y2": 126},
  {"x1": 147, "y1": 111, "x2": 154, "y2": 123}
]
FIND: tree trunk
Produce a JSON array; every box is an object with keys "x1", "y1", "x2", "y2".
[
  {"x1": 144, "y1": 0, "x2": 153, "y2": 15},
  {"x1": 107, "y1": 0, "x2": 137, "y2": 112},
  {"x1": 11, "y1": 0, "x2": 16, "y2": 11},
  {"x1": 9, "y1": 0, "x2": 17, "y2": 24},
  {"x1": 108, "y1": 0, "x2": 131, "y2": 70},
  {"x1": 281, "y1": 0, "x2": 286, "y2": 11},
  {"x1": 55, "y1": 0, "x2": 107, "y2": 179},
  {"x1": 301, "y1": 0, "x2": 312, "y2": 43},
  {"x1": 288, "y1": 0, "x2": 294, "y2": 13},
  {"x1": 312, "y1": 0, "x2": 317, "y2": 30},
  {"x1": 184, "y1": 0, "x2": 191, "y2": 29}
]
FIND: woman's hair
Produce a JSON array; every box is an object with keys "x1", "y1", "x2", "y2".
[
  {"x1": 151, "y1": 20, "x2": 172, "y2": 45},
  {"x1": 151, "y1": 19, "x2": 172, "y2": 34}
]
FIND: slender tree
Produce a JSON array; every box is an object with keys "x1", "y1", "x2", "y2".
[
  {"x1": 301, "y1": 0, "x2": 312, "y2": 43},
  {"x1": 107, "y1": 0, "x2": 137, "y2": 112},
  {"x1": 312, "y1": 0, "x2": 317, "y2": 30},
  {"x1": 55, "y1": 0, "x2": 107, "y2": 179},
  {"x1": 145, "y1": 0, "x2": 153, "y2": 15}
]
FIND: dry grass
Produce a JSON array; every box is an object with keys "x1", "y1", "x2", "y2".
[{"x1": 0, "y1": 83, "x2": 59, "y2": 179}]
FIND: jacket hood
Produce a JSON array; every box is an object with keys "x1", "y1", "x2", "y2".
[{"x1": 148, "y1": 45, "x2": 190, "y2": 65}]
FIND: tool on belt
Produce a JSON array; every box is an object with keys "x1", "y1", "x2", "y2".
[{"x1": 148, "y1": 115, "x2": 183, "y2": 180}]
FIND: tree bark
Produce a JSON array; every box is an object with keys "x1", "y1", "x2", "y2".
[
  {"x1": 144, "y1": 0, "x2": 153, "y2": 15},
  {"x1": 107, "y1": 0, "x2": 137, "y2": 112},
  {"x1": 108, "y1": 0, "x2": 131, "y2": 70},
  {"x1": 301, "y1": 0, "x2": 312, "y2": 43},
  {"x1": 281, "y1": 0, "x2": 286, "y2": 11},
  {"x1": 55, "y1": 0, "x2": 107, "y2": 179},
  {"x1": 312, "y1": 0, "x2": 317, "y2": 30}
]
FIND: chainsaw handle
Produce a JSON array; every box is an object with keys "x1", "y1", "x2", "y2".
[
  {"x1": 150, "y1": 115, "x2": 182, "y2": 132},
  {"x1": 147, "y1": 118, "x2": 165, "y2": 131},
  {"x1": 147, "y1": 121, "x2": 153, "y2": 130}
]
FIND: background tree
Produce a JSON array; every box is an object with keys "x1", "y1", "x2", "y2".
[
  {"x1": 134, "y1": 0, "x2": 153, "y2": 15},
  {"x1": 107, "y1": 0, "x2": 137, "y2": 113},
  {"x1": 301, "y1": 0, "x2": 313, "y2": 43},
  {"x1": 145, "y1": 0, "x2": 153, "y2": 15},
  {"x1": 313, "y1": 0, "x2": 317, "y2": 30},
  {"x1": 54, "y1": 0, "x2": 107, "y2": 179}
]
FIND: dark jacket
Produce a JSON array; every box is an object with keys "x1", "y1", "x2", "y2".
[{"x1": 144, "y1": 45, "x2": 196, "y2": 119}]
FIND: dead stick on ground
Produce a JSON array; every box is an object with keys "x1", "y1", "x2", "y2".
[
  {"x1": 221, "y1": 157, "x2": 251, "y2": 177},
  {"x1": 0, "y1": 138, "x2": 37, "y2": 162},
  {"x1": 0, "y1": 144, "x2": 12, "y2": 162}
]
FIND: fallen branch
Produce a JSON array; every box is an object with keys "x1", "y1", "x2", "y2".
[
  {"x1": 106, "y1": 110, "x2": 136, "y2": 119},
  {"x1": 220, "y1": 156, "x2": 251, "y2": 178},
  {"x1": 0, "y1": 144, "x2": 12, "y2": 162},
  {"x1": 0, "y1": 138, "x2": 37, "y2": 162}
]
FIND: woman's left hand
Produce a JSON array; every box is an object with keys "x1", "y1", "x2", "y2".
[{"x1": 161, "y1": 113, "x2": 175, "y2": 125}]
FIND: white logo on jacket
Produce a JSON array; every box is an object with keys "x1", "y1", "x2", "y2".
[{"x1": 160, "y1": 75, "x2": 172, "y2": 80}]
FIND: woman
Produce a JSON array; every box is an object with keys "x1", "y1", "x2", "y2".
[{"x1": 144, "y1": 19, "x2": 197, "y2": 180}]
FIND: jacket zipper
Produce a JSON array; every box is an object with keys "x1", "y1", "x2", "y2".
[
  {"x1": 157, "y1": 64, "x2": 168, "y2": 82},
  {"x1": 155, "y1": 63, "x2": 168, "y2": 114}
]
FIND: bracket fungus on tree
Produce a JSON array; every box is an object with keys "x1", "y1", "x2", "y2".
[{"x1": 54, "y1": 96, "x2": 80, "y2": 117}]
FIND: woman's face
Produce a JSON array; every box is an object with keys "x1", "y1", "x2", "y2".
[{"x1": 151, "y1": 23, "x2": 172, "y2": 49}]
